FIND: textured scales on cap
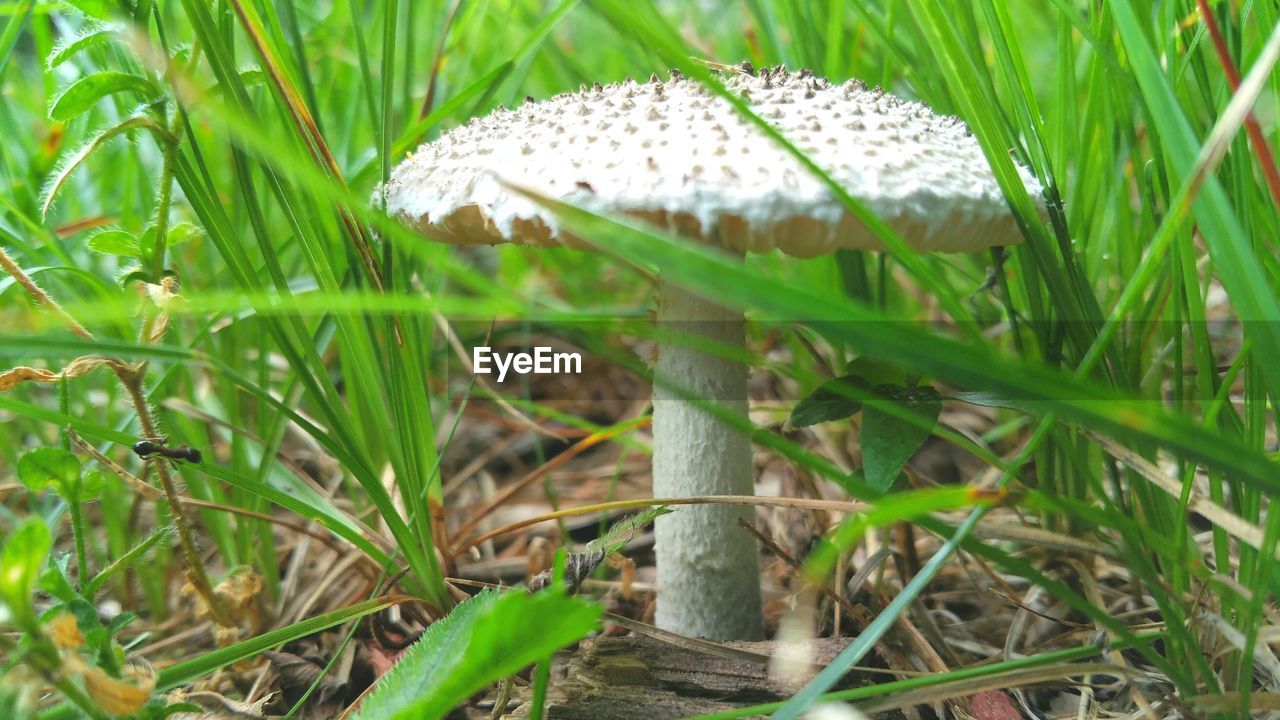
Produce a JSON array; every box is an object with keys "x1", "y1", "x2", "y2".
[{"x1": 382, "y1": 67, "x2": 1044, "y2": 256}]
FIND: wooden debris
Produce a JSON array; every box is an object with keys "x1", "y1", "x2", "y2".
[{"x1": 506, "y1": 635, "x2": 904, "y2": 719}]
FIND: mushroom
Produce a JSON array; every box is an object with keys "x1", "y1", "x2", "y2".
[{"x1": 381, "y1": 66, "x2": 1043, "y2": 640}]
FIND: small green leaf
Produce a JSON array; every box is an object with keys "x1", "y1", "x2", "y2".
[
  {"x1": 354, "y1": 588, "x2": 600, "y2": 720},
  {"x1": 47, "y1": 23, "x2": 120, "y2": 68},
  {"x1": 842, "y1": 356, "x2": 908, "y2": 387},
  {"x1": 17, "y1": 447, "x2": 81, "y2": 493},
  {"x1": 39, "y1": 554, "x2": 77, "y2": 603},
  {"x1": 589, "y1": 506, "x2": 671, "y2": 556},
  {"x1": 137, "y1": 226, "x2": 156, "y2": 256},
  {"x1": 166, "y1": 222, "x2": 204, "y2": 248},
  {"x1": 105, "y1": 611, "x2": 136, "y2": 636},
  {"x1": 87, "y1": 229, "x2": 141, "y2": 257},
  {"x1": 860, "y1": 385, "x2": 943, "y2": 492},
  {"x1": 0, "y1": 519, "x2": 52, "y2": 630},
  {"x1": 49, "y1": 71, "x2": 159, "y2": 122},
  {"x1": 118, "y1": 266, "x2": 153, "y2": 287},
  {"x1": 787, "y1": 374, "x2": 872, "y2": 429},
  {"x1": 78, "y1": 469, "x2": 105, "y2": 501}
]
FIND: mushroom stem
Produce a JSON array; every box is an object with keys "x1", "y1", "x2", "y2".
[{"x1": 652, "y1": 276, "x2": 762, "y2": 640}]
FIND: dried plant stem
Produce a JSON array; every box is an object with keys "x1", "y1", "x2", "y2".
[
  {"x1": 0, "y1": 248, "x2": 233, "y2": 628},
  {"x1": 117, "y1": 366, "x2": 234, "y2": 628},
  {"x1": 0, "y1": 245, "x2": 93, "y2": 339}
]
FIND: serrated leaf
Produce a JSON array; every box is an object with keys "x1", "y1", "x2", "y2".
[
  {"x1": 0, "y1": 519, "x2": 52, "y2": 630},
  {"x1": 860, "y1": 385, "x2": 943, "y2": 492},
  {"x1": 354, "y1": 588, "x2": 600, "y2": 720},
  {"x1": 17, "y1": 447, "x2": 81, "y2": 493},
  {"x1": 787, "y1": 374, "x2": 872, "y2": 429},
  {"x1": 87, "y1": 229, "x2": 141, "y2": 257},
  {"x1": 42, "y1": 115, "x2": 175, "y2": 216},
  {"x1": 589, "y1": 506, "x2": 671, "y2": 556},
  {"x1": 48, "y1": 23, "x2": 120, "y2": 68},
  {"x1": 49, "y1": 71, "x2": 159, "y2": 122}
]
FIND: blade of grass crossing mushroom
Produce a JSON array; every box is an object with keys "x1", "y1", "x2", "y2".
[{"x1": 506, "y1": 184, "x2": 1280, "y2": 487}]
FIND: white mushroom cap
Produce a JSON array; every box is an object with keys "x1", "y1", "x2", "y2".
[{"x1": 382, "y1": 67, "x2": 1044, "y2": 256}]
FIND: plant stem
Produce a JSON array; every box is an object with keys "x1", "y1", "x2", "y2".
[
  {"x1": 149, "y1": 112, "x2": 180, "y2": 281},
  {"x1": 69, "y1": 495, "x2": 89, "y2": 593}
]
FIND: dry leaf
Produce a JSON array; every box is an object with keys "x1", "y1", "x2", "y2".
[
  {"x1": 0, "y1": 355, "x2": 113, "y2": 391},
  {"x1": 47, "y1": 612, "x2": 84, "y2": 649},
  {"x1": 264, "y1": 650, "x2": 348, "y2": 707},
  {"x1": 143, "y1": 277, "x2": 182, "y2": 343},
  {"x1": 82, "y1": 660, "x2": 156, "y2": 717},
  {"x1": 168, "y1": 689, "x2": 275, "y2": 719},
  {"x1": 214, "y1": 570, "x2": 264, "y2": 614}
]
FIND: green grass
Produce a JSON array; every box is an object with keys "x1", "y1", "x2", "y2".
[{"x1": 0, "y1": 0, "x2": 1277, "y2": 718}]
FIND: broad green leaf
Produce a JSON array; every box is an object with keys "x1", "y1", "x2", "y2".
[
  {"x1": 354, "y1": 588, "x2": 601, "y2": 720},
  {"x1": 17, "y1": 447, "x2": 81, "y2": 493},
  {"x1": 87, "y1": 229, "x2": 141, "y2": 257},
  {"x1": 0, "y1": 519, "x2": 52, "y2": 630},
  {"x1": 860, "y1": 385, "x2": 943, "y2": 492},
  {"x1": 47, "y1": 24, "x2": 121, "y2": 68},
  {"x1": 49, "y1": 71, "x2": 159, "y2": 122},
  {"x1": 787, "y1": 374, "x2": 871, "y2": 429}
]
